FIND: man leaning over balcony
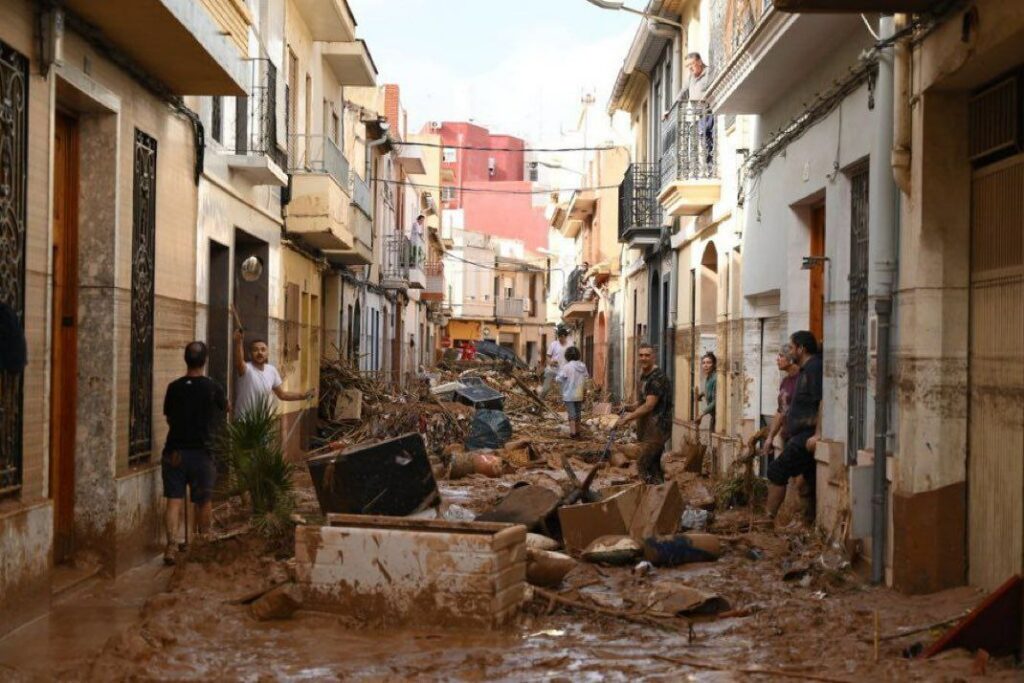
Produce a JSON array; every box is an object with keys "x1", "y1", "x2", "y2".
[{"x1": 684, "y1": 52, "x2": 714, "y2": 169}]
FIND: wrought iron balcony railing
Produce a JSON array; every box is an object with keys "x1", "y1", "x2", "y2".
[
  {"x1": 618, "y1": 162, "x2": 661, "y2": 243},
  {"x1": 660, "y1": 99, "x2": 718, "y2": 189},
  {"x1": 710, "y1": 0, "x2": 774, "y2": 76},
  {"x1": 560, "y1": 266, "x2": 590, "y2": 311},
  {"x1": 288, "y1": 134, "x2": 350, "y2": 191},
  {"x1": 383, "y1": 233, "x2": 426, "y2": 282},
  {"x1": 496, "y1": 297, "x2": 526, "y2": 319},
  {"x1": 228, "y1": 58, "x2": 288, "y2": 170}
]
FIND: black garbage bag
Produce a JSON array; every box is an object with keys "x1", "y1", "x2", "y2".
[{"x1": 465, "y1": 409, "x2": 512, "y2": 450}]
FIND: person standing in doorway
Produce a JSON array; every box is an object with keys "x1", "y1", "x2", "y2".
[
  {"x1": 761, "y1": 344, "x2": 800, "y2": 461},
  {"x1": 162, "y1": 341, "x2": 227, "y2": 564},
  {"x1": 232, "y1": 329, "x2": 314, "y2": 420},
  {"x1": 556, "y1": 346, "x2": 588, "y2": 439},
  {"x1": 765, "y1": 331, "x2": 823, "y2": 521},
  {"x1": 541, "y1": 324, "x2": 571, "y2": 398},
  {"x1": 694, "y1": 351, "x2": 718, "y2": 430},
  {"x1": 616, "y1": 343, "x2": 673, "y2": 484}
]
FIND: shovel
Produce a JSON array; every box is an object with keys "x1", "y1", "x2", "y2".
[{"x1": 599, "y1": 407, "x2": 628, "y2": 463}]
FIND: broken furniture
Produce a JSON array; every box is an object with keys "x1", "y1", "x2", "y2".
[
  {"x1": 332, "y1": 388, "x2": 363, "y2": 421},
  {"x1": 295, "y1": 515, "x2": 527, "y2": 627},
  {"x1": 306, "y1": 433, "x2": 439, "y2": 516},
  {"x1": 477, "y1": 484, "x2": 561, "y2": 536},
  {"x1": 454, "y1": 379, "x2": 505, "y2": 411},
  {"x1": 559, "y1": 482, "x2": 683, "y2": 556},
  {"x1": 465, "y1": 409, "x2": 513, "y2": 449}
]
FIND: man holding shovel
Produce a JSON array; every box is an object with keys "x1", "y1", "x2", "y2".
[
  {"x1": 616, "y1": 343, "x2": 673, "y2": 484},
  {"x1": 232, "y1": 328, "x2": 315, "y2": 419}
]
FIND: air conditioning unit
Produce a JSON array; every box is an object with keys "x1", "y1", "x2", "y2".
[{"x1": 429, "y1": 121, "x2": 442, "y2": 131}]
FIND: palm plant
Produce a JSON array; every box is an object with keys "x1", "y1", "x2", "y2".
[{"x1": 217, "y1": 394, "x2": 296, "y2": 536}]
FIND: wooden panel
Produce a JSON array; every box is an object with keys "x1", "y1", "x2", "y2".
[
  {"x1": 809, "y1": 205, "x2": 826, "y2": 345},
  {"x1": 968, "y1": 155, "x2": 1024, "y2": 591},
  {"x1": 50, "y1": 113, "x2": 79, "y2": 563}
]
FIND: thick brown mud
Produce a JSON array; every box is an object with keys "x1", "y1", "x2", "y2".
[{"x1": 1, "y1": 418, "x2": 1019, "y2": 681}]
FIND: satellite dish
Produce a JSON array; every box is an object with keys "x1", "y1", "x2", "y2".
[{"x1": 240, "y1": 255, "x2": 263, "y2": 282}]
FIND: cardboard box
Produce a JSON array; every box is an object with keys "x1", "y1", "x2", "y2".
[{"x1": 558, "y1": 482, "x2": 683, "y2": 555}]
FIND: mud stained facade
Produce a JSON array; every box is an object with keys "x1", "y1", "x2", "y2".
[{"x1": 0, "y1": 0, "x2": 247, "y2": 636}]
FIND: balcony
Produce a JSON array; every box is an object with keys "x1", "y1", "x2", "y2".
[
  {"x1": 496, "y1": 298, "x2": 527, "y2": 321},
  {"x1": 321, "y1": 40, "x2": 378, "y2": 87},
  {"x1": 563, "y1": 219, "x2": 583, "y2": 239},
  {"x1": 658, "y1": 100, "x2": 721, "y2": 217},
  {"x1": 707, "y1": 0, "x2": 864, "y2": 114},
  {"x1": 285, "y1": 135, "x2": 353, "y2": 251},
  {"x1": 618, "y1": 163, "x2": 662, "y2": 247},
  {"x1": 397, "y1": 143, "x2": 426, "y2": 175},
  {"x1": 224, "y1": 59, "x2": 288, "y2": 186},
  {"x1": 422, "y1": 262, "x2": 445, "y2": 302},
  {"x1": 62, "y1": 0, "x2": 248, "y2": 94},
  {"x1": 560, "y1": 267, "x2": 597, "y2": 321},
  {"x1": 293, "y1": 0, "x2": 356, "y2": 42},
  {"x1": 383, "y1": 234, "x2": 426, "y2": 290},
  {"x1": 324, "y1": 173, "x2": 372, "y2": 265}
]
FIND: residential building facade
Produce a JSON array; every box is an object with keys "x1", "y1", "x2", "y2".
[{"x1": 0, "y1": 0, "x2": 247, "y2": 636}]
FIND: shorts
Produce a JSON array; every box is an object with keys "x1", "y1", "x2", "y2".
[
  {"x1": 565, "y1": 401, "x2": 582, "y2": 421},
  {"x1": 162, "y1": 448, "x2": 217, "y2": 503},
  {"x1": 766, "y1": 431, "x2": 815, "y2": 486}
]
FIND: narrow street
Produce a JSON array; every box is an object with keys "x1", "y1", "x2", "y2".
[
  {"x1": 0, "y1": 368, "x2": 1016, "y2": 680},
  {"x1": 2, "y1": 0, "x2": 1024, "y2": 680}
]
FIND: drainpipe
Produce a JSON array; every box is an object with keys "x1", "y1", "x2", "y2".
[
  {"x1": 869, "y1": 15, "x2": 898, "y2": 586},
  {"x1": 891, "y1": 14, "x2": 912, "y2": 194}
]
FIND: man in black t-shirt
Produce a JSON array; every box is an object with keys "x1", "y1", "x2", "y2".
[
  {"x1": 161, "y1": 341, "x2": 227, "y2": 564},
  {"x1": 765, "y1": 330, "x2": 823, "y2": 520}
]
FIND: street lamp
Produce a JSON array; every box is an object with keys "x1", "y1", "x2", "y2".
[{"x1": 583, "y1": 0, "x2": 684, "y2": 30}]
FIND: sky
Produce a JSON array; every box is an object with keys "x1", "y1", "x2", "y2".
[{"x1": 347, "y1": 0, "x2": 638, "y2": 154}]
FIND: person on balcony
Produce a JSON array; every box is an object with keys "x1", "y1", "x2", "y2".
[
  {"x1": 684, "y1": 52, "x2": 715, "y2": 171},
  {"x1": 409, "y1": 214, "x2": 425, "y2": 266}
]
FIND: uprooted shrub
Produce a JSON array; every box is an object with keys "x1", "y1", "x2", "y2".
[{"x1": 217, "y1": 394, "x2": 296, "y2": 537}]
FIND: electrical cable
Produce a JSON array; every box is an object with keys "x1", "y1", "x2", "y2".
[
  {"x1": 373, "y1": 177, "x2": 620, "y2": 195},
  {"x1": 395, "y1": 139, "x2": 624, "y2": 153}
]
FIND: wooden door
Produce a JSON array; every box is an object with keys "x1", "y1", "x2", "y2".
[
  {"x1": 809, "y1": 205, "x2": 826, "y2": 344},
  {"x1": 968, "y1": 154, "x2": 1024, "y2": 590},
  {"x1": 51, "y1": 113, "x2": 79, "y2": 564}
]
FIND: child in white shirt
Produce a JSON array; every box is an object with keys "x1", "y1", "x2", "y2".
[{"x1": 556, "y1": 346, "x2": 589, "y2": 439}]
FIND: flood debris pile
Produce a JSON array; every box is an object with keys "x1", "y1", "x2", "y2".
[{"x1": 71, "y1": 359, "x2": 1022, "y2": 681}]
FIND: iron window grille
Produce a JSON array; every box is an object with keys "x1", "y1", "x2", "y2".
[
  {"x1": 618, "y1": 162, "x2": 661, "y2": 241},
  {"x1": 129, "y1": 129, "x2": 157, "y2": 466},
  {"x1": 235, "y1": 58, "x2": 287, "y2": 170},
  {"x1": 0, "y1": 40, "x2": 28, "y2": 496}
]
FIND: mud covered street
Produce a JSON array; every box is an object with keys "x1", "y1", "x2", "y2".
[{"x1": 1, "y1": 380, "x2": 1018, "y2": 681}]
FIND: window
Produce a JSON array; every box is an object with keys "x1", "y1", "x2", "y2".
[
  {"x1": 663, "y1": 58, "x2": 672, "y2": 111},
  {"x1": 0, "y1": 40, "x2": 28, "y2": 495},
  {"x1": 441, "y1": 186, "x2": 457, "y2": 202},
  {"x1": 211, "y1": 96, "x2": 222, "y2": 143},
  {"x1": 442, "y1": 147, "x2": 457, "y2": 163},
  {"x1": 528, "y1": 161, "x2": 539, "y2": 182},
  {"x1": 129, "y1": 129, "x2": 158, "y2": 466}
]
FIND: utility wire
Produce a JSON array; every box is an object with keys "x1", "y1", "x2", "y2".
[
  {"x1": 373, "y1": 177, "x2": 618, "y2": 195},
  {"x1": 396, "y1": 140, "x2": 624, "y2": 153}
]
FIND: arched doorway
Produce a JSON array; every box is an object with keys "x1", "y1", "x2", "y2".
[{"x1": 695, "y1": 242, "x2": 719, "y2": 420}]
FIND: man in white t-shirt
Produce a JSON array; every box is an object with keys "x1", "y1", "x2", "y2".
[
  {"x1": 232, "y1": 329, "x2": 314, "y2": 419},
  {"x1": 541, "y1": 325, "x2": 571, "y2": 398}
]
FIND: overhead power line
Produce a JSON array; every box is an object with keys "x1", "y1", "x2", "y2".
[
  {"x1": 372, "y1": 177, "x2": 618, "y2": 195},
  {"x1": 396, "y1": 140, "x2": 625, "y2": 153}
]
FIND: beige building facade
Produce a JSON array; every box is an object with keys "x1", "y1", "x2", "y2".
[{"x1": 0, "y1": 0, "x2": 247, "y2": 636}]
